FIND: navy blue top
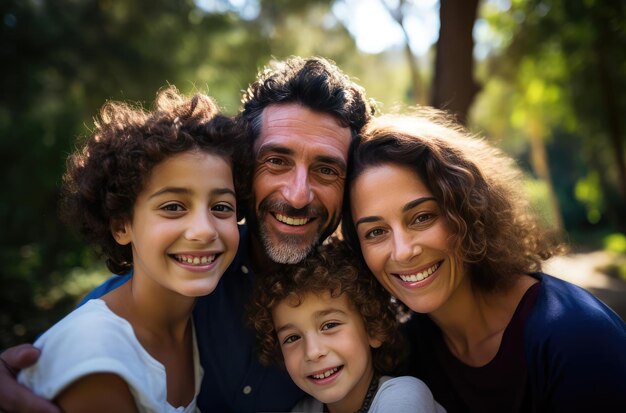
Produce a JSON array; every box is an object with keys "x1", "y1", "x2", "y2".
[
  {"x1": 79, "y1": 224, "x2": 304, "y2": 412},
  {"x1": 404, "y1": 273, "x2": 626, "y2": 413}
]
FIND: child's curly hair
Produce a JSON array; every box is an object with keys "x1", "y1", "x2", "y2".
[
  {"x1": 60, "y1": 86, "x2": 250, "y2": 275},
  {"x1": 249, "y1": 237, "x2": 406, "y2": 375}
]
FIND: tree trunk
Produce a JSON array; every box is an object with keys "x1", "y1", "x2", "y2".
[
  {"x1": 528, "y1": 116, "x2": 564, "y2": 233},
  {"x1": 431, "y1": 0, "x2": 480, "y2": 124}
]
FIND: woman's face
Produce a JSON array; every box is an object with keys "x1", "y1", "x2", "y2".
[{"x1": 350, "y1": 163, "x2": 465, "y2": 315}]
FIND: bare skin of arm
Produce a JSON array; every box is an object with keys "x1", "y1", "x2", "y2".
[
  {"x1": 0, "y1": 344, "x2": 61, "y2": 413},
  {"x1": 54, "y1": 373, "x2": 139, "y2": 413}
]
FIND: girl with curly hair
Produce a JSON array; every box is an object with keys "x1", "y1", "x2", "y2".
[
  {"x1": 249, "y1": 238, "x2": 445, "y2": 413},
  {"x1": 18, "y1": 86, "x2": 248, "y2": 412},
  {"x1": 342, "y1": 109, "x2": 626, "y2": 412}
]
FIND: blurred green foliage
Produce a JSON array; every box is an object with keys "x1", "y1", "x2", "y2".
[{"x1": 1, "y1": 0, "x2": 625, "y2": 348}]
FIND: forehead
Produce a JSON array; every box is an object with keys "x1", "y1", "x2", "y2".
[
  {"x1": 145, "y1": 151, "x2": 233, "y2": 189},
  {"x1": 273, "y1": 291, "x2": 355, "y2": 320},
  {"x1": 255, "y1": 103, "x2": 351, "y2": 161},
  {"x1": 351, "y1": 163, "x2": 432, "y2": 213}
]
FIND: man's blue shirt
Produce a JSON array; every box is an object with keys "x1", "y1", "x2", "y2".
[{"x1": 80, "y1": 224, "x2": 304, "y2": 412}]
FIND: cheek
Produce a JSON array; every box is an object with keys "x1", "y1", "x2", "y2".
[
  {"x1": 281, "y1": 348, "x2": 301, "y2": 377},
  {"x1": 361, "y1": 244, "x2": 384, "y2": 274}
]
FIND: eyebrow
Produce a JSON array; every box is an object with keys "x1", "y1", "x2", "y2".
[
  {"x1": 257, "y1": 143, "x2": 347, "y2": 172},
  {"x1": 274, "y1": 307, "x2": 348, "y2": 335},
  {"x1": 148, "y1": 186, "x2": 236, "y2": 200},
  {"x1": 354, "y1": 196, "x2": 436, "y2": 228}
]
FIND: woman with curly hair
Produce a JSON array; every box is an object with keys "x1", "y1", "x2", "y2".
[
  {"x1": 342, "y1": 109, "x2": 626, "y2": 412},
  {"x1": 249, "y1": 238, "x2": 445, "y2": 413},
  {"x1": 18, "y1": 86, "x2": 247, "y2": 412}
]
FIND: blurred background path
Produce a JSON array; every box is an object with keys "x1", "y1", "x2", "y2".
[{"x1": 544, "y1": 251, "x2": 626, "y2": 320}]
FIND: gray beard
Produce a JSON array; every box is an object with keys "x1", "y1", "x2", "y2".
[{"x1": 259, "y1": 227, "x2": 320, "y2": 264}]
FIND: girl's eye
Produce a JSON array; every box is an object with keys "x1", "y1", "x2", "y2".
[
  {"x1": 212, "y1": 203, "x2": 234, "y2": 213},
  {"x1": 161, "y1": 203, "x2": 184, "y2": 212},
  {"x1": 283, "y1": 334, "x2": 300, "y2": 344}
]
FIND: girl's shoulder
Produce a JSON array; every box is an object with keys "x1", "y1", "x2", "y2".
[{"x1": 19, "y1": 299, "x2": 164, "y2": 401}]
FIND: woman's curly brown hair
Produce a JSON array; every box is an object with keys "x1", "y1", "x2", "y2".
[
  {"x1": 249, "y1": 237, "x2": 407, "y2": 375},
  {"x1": 60, "y1": 86, "x2": 250, "y2": 275},
  {"x1": 342, "y1": 109, "x2": 565, "y2": 293}
]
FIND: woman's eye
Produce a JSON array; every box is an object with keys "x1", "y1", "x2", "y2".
[
  {"x1": 365, "y1": 228, "x2": 385, "y2": 239},
  {"x1": 414, "y1": 212, "x2": 434, "y2": 224}
]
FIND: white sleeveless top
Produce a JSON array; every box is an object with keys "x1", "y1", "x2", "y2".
[{"x1": 18, "y1": 299, "x2": 202, "y2": 413}]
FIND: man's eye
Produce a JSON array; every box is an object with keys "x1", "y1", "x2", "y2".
[
  {"x1": 318, "y1": 166, "x2": 337, "y2": 176},
  {"x1": 267, "y1": 157, "x2": 286, "y2": 166}
]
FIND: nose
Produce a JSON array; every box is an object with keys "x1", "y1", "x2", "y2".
[
  {"x1": 304, "y1": 334, "x2": 327, "y2": 361},
  {"x1": 281, "y1": 166, "x2": 314, "y2": 209},
  {"x1": 185, "y1": 210, "x2": 218, "y2": 243},
  {"x1": 391, "y1": 229, "x2": 422, "y2": 262}
]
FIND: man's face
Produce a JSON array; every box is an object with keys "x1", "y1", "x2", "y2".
[{"x1": 250, "y1": 103, "x2": 352, "y2": 264}]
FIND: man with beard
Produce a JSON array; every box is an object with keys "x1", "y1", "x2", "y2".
[{"x1": 0, "y1": 56, "x2": 375, "y2": 413}]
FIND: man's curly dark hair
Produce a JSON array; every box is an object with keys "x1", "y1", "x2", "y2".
[
  {"x1": 249, "y1": 237, "x2": 406, "y2": 376},
  {"x1": 60, "y1": 86, "x2": 250, "y2": 275},
  {"x1": 239, "y1": 55, "x2": 376, "y2": 142}
]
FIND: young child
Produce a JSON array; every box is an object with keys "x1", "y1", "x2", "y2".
[
  {"x1": 250, "y1": 238, "x2": 446, "y2": 413},
  {"x1": 18, "y1": 86, "x2": 247, "y2": 412}
]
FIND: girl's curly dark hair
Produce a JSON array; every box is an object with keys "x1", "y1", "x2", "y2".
[
  {"x1": 249, "y1": 237, "x2": 407, "y2": 375},
  {"x1": 60, "y1": 86, "x2": 250, "y2": 274},
  {"x1": 342, "y1": 109, "x2": 564, "y2": 293}
]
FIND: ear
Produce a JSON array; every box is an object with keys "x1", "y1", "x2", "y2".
[
  {"x1": 368, "y1": 335, "x2": 383, "y2": 349},
  {"x1": 111, "y1": 218, "x2": 132, "y2": 246}
]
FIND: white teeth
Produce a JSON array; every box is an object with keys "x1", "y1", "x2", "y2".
[
  {"x1": 275, "y1": 213, "x2": 309, "y2": 226},
  {"x1": 398, "y1": 262, "x2": 440, "y2": 282},
  {"x1": 311, "y1": 367, "x2": 339, "y2": 380},
  {"x1": 175, "y1": 254, "x2": 216, "y2": 265}
]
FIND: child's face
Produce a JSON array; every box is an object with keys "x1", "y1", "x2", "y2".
[
  {"x1": 272, "y1": 291, "x2": 381, "y2": 413},
  {"x1": 114, "y1": 150, "x2": 239, "y2": 298}
]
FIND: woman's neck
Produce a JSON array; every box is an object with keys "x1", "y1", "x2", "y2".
[{"x1": 429, "y1": 274, "x2": 537, "y2": 367}]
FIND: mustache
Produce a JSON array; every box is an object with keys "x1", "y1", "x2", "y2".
[{"x1": 258, "y1": 198, "x2": 327, "y2": 219}]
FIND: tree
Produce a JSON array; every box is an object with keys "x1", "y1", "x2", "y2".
[{"x1": 432, "y1": 0, "x2": 481, "y2": 123}]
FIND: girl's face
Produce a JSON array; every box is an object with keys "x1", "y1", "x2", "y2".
[
  {"x1": 350, "y1": 163, "x2": 465, "y2": 315},
  {"x1": 272, "y1": 291, "x2": 381, "y2": 413},
  {"x1": 114, "y1": 150, "x2": 239, "y2": 298}
]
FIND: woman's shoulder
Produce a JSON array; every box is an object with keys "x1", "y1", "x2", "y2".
[{"x1": 530, "y1": 273, "x2": 625, "y2": 329}]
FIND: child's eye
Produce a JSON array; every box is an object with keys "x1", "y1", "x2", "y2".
[
  {"x1": 161, "y1": 203, "x2": 185, "y2": 212},
  {"x1": 212, "y1": 203, "x2": 235, "y2": 213},
  {"x1": 321, "y1": 322, "x2": 341, "y2": 331},
  {"x1": 282, "y1": 334, "x2": 300, "y2": 344}
]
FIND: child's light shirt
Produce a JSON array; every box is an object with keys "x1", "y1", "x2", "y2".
[
  {"x1": 290, "y1": 375, "x2": 446, "y2": 412},
  {"x1": 18, "y1": 299, "x2": 202, "y2": 413}
]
